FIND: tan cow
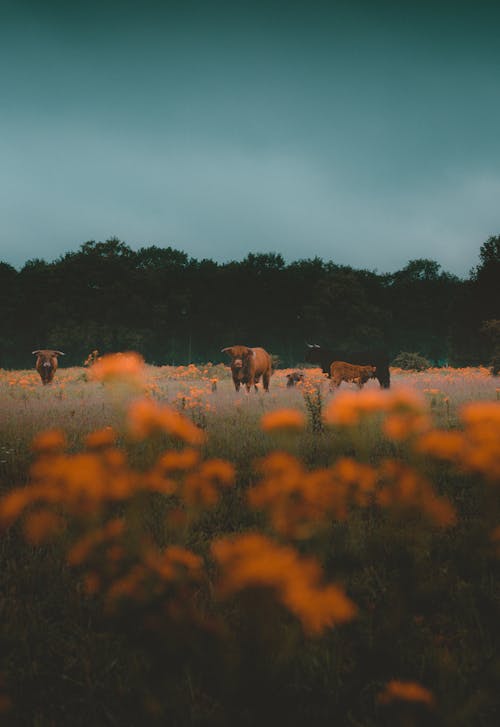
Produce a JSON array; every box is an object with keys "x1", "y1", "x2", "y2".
[
  {"x1": 330, "y1": 361, "x2": 376, "y2": 390},
  {"x1": 32, "y1": 349, "x2": 65, "y2": 385},
  {"x1": 221, "y1": 345, "x2": 273, "y2": 392}
]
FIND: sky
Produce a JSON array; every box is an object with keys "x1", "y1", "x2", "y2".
[{"x1": 1, "y1": 0, "x2": 499, "y2": 276}]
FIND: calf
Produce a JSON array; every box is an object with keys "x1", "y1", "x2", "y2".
[
  {"x1": 32, "y1": 349, "x2": 65, "y2": 385},
  {"x1": 222, "y1": 345, "x2": 273, "y2": 392},
  {"x1": 286, "y1": 371, "x2": 305, "y2": 387},
  {"x1": 330, "y1": 361, "x2": 376, "y2": 390},
  {"x1": 305, "y1": 344, "x2": 391, "y2": 388}
]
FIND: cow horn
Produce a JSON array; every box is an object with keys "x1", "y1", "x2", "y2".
[
  {"x1": 32, "y1": 350, "x2": 41, "y2": 355},
  {"x1": 221, "y1": 347, "x2": 232, "y2": 353},
  {"x1": 53, "y1": 351, "x2": 65, "y2": 356}
]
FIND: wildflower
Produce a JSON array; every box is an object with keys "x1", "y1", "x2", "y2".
[
  {"x1": 415, "y1": 430, "x2": 464, "y2": 459},
  {"x1": 182, "y1": 459, "x2": 235, "y2": 507},
  {"x1": 157, "y1": 448, "x2": 200, "y2": 472},
  {"x1": 85, "y1": 427, "x2": 117, "y2": 449},
  {"x1": 378, "y1": 680, "x2": 435, "y2": 707},
  {"x1": 376, "y1": 460, "x2": 456, "y2": 527},
  {"x1": 0, "y1": 488, "x2": 34, "y2": 526},
  {"x1": 261, "y1": 408, "x2": 305, "y2": 433},
  {"x1": 212, "y1": 534, "x2": 357, "y2": 635},
  {"x1": 383, "y1": 411, "x2": 429, "y2": 441},
  {"x1": 90, "y1": 352, "x2": 144, "y2": 385},
  {"x1": 127, "y1": 399, "x2": 205, "y2": 445},
  {"x1": 197, "y1": 458, "x2": 235, "y2": 487},
  {"x1": 32, "y1": 429, "x2": 67, "y2": 453},
  {"x1": 146, "y1": 545, "x2": 203, "y2": 581},
  {"x1": 324, "y1": 389, "x2": 387, "y2": 426},
  {"x1": 23, "y1": 509, "x2": 64, "y2": 545}
]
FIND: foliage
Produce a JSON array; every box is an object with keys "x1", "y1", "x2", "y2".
[
  {"x1": 1, "y1": 236, "x2": 499, "y2": 370},
  {"x1": 392, "y1": 351, "x2": 432, "y2": 371}
]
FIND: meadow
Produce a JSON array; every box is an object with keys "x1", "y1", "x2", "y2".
[{"x1": 0, "y1": 360, "x2": 499, "y2": 726}]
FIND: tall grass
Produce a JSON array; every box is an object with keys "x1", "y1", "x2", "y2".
[{"x1": 0, "y1": 361, "x2": 499, "y2": 726}]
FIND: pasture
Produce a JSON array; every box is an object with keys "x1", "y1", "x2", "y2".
[{"x1": 0, "y1": 361, "x2": 499, "y2": 726}]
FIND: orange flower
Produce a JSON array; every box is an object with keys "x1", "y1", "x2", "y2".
[
  {"x1": 157, "y1": 448, "x2": 200, "y2": 472},
  {"x1": 211, "y1": 534, "x2": 357, "y2": 635},
  {"x1": 0, "y1": 488, "x2": 35, "y2": 526},
  {"x1": 324, "y1": 389, "x2": 387, "y2": 426},
  {"x1": 378, "y1": 680, "x2": 435, "y2": 707},
  {"x1": 376, "y1": 460, "x2": 456, "y2": 527},
  {"x1": 261, "y1": 408, "x2": 306, "y2": 433},
  {"x1": 197, "y1": 458, "x2": 235, "y2": 487},
  {"x1": 415, "y1": 430, "x2": 464, "y2": 459},
  {"x1": 23, "y1": 509, "x2": 64, "y2": 544},
  {"x1": 32, "y1": 429, "x2": 67, "y2": 453},
  {"x1": 383, "y1": 412, "x2": 430, "y2": 441},
  {"x1": 90, "y1": 352, "x2": 144, "y2": 385},
  {"x1": 460, "y1": 401, "x2": 500, "y2": 427},
  {"x1": 85, "y1": 427, "x2": 117, "y2": 449},
  {"x1": 127, "y1": 399, "x2": 205, "y2": 445}
]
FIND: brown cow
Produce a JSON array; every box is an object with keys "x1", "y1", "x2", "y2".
[
  {"x1": 222, "y1": 346, "x2": 273, "y2": 392},
  {"x1": 330, "y1": 361, "x2": 376, "y2": 390},
  {"x1": 32, "y1": 349, "x2": 65, "y2": 385}
]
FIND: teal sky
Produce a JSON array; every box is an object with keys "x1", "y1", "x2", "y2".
[{"x1": 1, "y1": 0, "x2": 499, "y2": 275}]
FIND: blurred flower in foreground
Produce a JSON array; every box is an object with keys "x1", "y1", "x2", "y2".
[
  {"x1": 127, "y1": 398, "x2": 205, "y2": 445},
  {"x1": 324, "y1": 387, "x2": 430, "y2": 438},
  {"x1": 261, "y1": 408, "x2": 305, "y2": 433},
  {"x1": 378, "y1": 680, "x2": 435, "y2": 707},
  {"x1": 416, "y1": 401, "x2": 500, "y2": 482},
  {"x1": 211, "y1": 533, "x2": 357, "y2": 635},
  {"x1": 32, "y1": 429, "x2": 67, "y2": 453},
  {"x1": 90, "y1": 352, "x2": 145, "y2": 388}
]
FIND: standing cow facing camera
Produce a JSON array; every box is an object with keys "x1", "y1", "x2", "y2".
[
  {"x1": 222, "y1": 346, "x2": 273, "y2": 392},
  {"x1": 32, "y1": 349, "x2": 65, "y2": 385}
]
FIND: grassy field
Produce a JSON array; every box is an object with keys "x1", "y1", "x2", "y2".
[{"x1": 0, "y1": 361, "x2": 499, "y2": 726}]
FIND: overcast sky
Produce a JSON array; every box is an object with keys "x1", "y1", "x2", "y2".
[{"x1": 1, "y1": 0, "x2": 499, "y2": 275}]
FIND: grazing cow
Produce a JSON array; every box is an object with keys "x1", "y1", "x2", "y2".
[
  {"x1": 286, "y1": 371, "x2": 305, "y2": 387},
  {"x1": 222, "y1": 346, "x2": 273, "y2": 392},
  {"x1": 32, "y1": 349, "x2": 65, "y2": 385},
  {"x1": 305, "y1": 344, "x2": 391, "y2": 388},
  {"x1": 330, "y1": 361, "x2": 376, "y2": 390}
]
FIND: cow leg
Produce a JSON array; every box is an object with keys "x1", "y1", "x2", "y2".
[{"x1": 262, "y1": 372, "x2": 270, "y2": 392}]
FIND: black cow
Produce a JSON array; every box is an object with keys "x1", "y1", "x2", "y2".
[
  {"x1": 305, "y1": 344, "x2": 391, "y2": 388},
  {"x1": 286, "y1": 371, "x2": 305, "y2": 387}
]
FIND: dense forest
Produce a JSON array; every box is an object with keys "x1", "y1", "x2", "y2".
[{"x1": 0, "y1": 235, "x2": 498, "y2": 369}]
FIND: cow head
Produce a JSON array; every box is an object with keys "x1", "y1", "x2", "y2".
[
  {"x1": 221, "y1": 345, "x2": 254, "y2": 370},
  {"x1": 32, "y1": 349, "x2": 65, "y2": 384}
]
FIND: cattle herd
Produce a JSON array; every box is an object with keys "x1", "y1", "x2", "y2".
[{"x1": 31, "y1": 343, "x2": 390, "y2": 391}]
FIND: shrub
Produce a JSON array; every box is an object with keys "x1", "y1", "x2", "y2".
[{"x1": 392, "y1": 351, "x2": 432, "y2": 371}]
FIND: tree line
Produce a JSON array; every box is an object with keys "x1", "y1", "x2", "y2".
[{"x1": 0, "y1": 236, "x2": 498, "y2": 370}]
